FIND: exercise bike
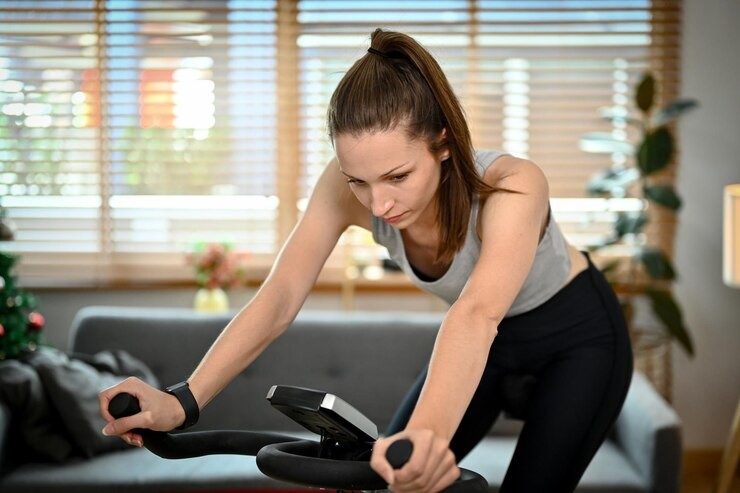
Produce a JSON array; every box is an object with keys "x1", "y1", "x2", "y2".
[{"x1": 109, "y1": 384, "x2": 488, "y2": 492}]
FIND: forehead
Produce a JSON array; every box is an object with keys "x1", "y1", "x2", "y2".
[{"x1": 335, "y1": 129, "x2": 427, "y2": 172}]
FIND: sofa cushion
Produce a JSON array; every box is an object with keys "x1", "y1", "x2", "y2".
[
  {"x1": 459, "y1": 437, "x2": 647, "y2": 493},
  {"x1": 0, "y1": 434, "x2": 650, "y2": 493},
  {"x1": 0, "y1": 447, "x2": 301, "y2": 493}
]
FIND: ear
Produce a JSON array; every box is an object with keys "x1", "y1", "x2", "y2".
[{"x1": 437, "y1": 128, "x2": 450, "y2": 161}]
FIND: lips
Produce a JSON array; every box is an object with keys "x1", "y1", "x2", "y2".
[{"x1": 383, "y1": 212, "x2": 405, "y2": 224}]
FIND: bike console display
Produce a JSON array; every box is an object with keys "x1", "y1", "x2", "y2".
[{"x1": 266, "y1": 385, "x2": 378, "y2": 443}]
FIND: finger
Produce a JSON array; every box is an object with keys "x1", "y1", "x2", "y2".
[
  {"x1": 120, "y1": 431, "x2": 144, "y2": 447},
  {"x1": 394, "y1": 436, "x2": 432, "y2": 487},
  {"x1": 370, "y1": 441, "x2": 396, "y2": 485},
  {"x1": 99, "y1": 377, "x2": 142, "y2": 421},
  {"x1": 101, "y1": 414, "x2": 145, "y2": 437},
  {"x1": 424, "y1": 449, "x2": 458, "y2": 492},
  {"x1": 428, "y1": 464, "x2": 460, "y2": 493},
  {"x1": 98, "y1": 385, "x2": 120, "y2": 422},
  {"x1": 398, "y1": 436, "x2": 453, "y2": 493},
  {"x1": 98, "y1": 394, "x2": 113, "y2": 422}
]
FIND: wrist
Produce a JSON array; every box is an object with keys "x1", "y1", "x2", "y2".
[
  {"x1": 164, "y1": 381, "x2": 200, "y2": 430},
  {"x1": 407, "y1": 416, "x2": 454, "y2": 442}
]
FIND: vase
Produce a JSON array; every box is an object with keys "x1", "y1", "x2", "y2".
[{"x1": 193, "y1": 288, "x2": 230, "y2": 313}]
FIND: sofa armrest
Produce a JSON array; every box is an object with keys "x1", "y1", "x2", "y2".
[{"x1": 613, "y1": 371, "x2": 682, "y2": 493}]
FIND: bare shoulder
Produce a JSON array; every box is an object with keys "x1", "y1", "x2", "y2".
[
  {"x1": 309, "y1": 158, "x2": 370, "y2": 229},
  {"x1": 482, "y1": 154, "x2": 549, "y2": 196}
]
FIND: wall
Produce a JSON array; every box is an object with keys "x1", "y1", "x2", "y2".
[
  {"x1": 22, "y1": 0, "x2": 740, "y2": 450},
  {"x1": 673, "y1": 0, "x2": 740, "y2": 448}
]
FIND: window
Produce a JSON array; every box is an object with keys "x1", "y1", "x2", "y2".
[{"x1": 0, "y1": 0, "x2": 683, "y2": 286}]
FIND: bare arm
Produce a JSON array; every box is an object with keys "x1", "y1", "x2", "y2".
[
  {"x1": 99, "y1": 158, "x2": 364, "y2": 436},
  {"x1": 407, "y1": 156, "x2": 549, "y2": 438},
  {"x1": 186, "y1": 158, "x2": 361, "y2": 408},
  {"x1": 371, "y1": 156, "x2": 550, "y2": 491}
]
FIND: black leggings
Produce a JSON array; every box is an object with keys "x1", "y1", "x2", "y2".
[{"x1": 386, "y1": 254, "x2": 633, "y2": 493}]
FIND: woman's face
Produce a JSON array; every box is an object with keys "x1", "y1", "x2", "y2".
[{"x1": 334, "y1": 127, "x2": 447, "y2": 229}]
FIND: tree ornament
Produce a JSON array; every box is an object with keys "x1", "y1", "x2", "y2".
[
  {"x1": 0, "y1": 251, "x2": 49, "y2": 359},
  {"x1": 0, "y1": 276, "x2": 5, "y2": 291},
  {"x1": 28, "y1": 312, "x2": 45, "y2": 330}
]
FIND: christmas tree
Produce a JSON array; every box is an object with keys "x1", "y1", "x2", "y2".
[{"x1": 0, "y1": 207, "x2": 46, "y2": 360}]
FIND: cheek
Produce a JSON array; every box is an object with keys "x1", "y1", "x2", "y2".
[{"x1": 349, "y1": 186, "x2": 371, "y2": 208}]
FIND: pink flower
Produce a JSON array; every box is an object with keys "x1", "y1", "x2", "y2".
[{"x1": 187, "y1": 243, "x2": 248, "y2": 290}]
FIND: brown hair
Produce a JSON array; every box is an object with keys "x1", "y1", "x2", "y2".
[{"x1": 327, "y1": 28, "x2": 503, "y2": 264}]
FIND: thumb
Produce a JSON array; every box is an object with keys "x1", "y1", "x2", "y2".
[
  {"x1": 101, "y1": 415, "x2": 140, "y2": 437},
  {"x1": 371, "y1": 444, "x2": 396, "y2": 486},
  {"x1": 379, "y1": 465, "x2": 396, "y2": 487}
]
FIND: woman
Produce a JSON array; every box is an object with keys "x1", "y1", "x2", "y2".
[{"x1": 99, "y1": 29, "x2": 633, "y2": 493}]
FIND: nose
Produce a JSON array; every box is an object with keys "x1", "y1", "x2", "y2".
[{"x1": 370, "y1": 186, "x2": 394, "y2": 217}]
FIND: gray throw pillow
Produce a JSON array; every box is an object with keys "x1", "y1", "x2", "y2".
[
  {"x1": 0, "y1": 358, "x2": 76, "y2": 462},
  {"x1": 22, "y1": 347, "x2": 159, "y2": 459}
]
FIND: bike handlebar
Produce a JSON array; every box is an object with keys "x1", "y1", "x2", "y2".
[
  {"x1": 108, "y1": 392, "x2": 488, "y2": 492},
  {"x1": 108, "y1": 392, "x2": 299, "y2": 459}
]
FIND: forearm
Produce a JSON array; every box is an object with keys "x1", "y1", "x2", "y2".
[
  {"x1": 187, "y1": 279, "x2": 304, "y2": 409},
  {"x1": 406, "y1": 303, "x2": 499, "y2": 441}
]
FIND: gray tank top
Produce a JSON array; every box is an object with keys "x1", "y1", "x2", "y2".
[{"x1": 371, "y1": 149, "x2": 571, "y2": 317}]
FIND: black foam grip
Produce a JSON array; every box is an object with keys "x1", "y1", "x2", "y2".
[
  {"x1": 386, "y1": 439, "x2": 413, "y2": 469},
  {"x1": 109, "y1": 392, "x2": 141, "y2": 418}
]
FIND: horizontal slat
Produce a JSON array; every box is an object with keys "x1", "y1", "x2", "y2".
[{"x1": 0, "y1": 0, "x2": 683, "y2": 285}]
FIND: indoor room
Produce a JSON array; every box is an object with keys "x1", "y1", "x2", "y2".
[{"x1": 1, "y1": 1, "x2": 738, "y2": 492}]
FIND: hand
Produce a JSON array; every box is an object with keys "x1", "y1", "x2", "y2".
[
  {"x1": 370, "y1": 429, "x2": 460, "y2": 493},
  {"x1": 98, "y1": 376, "x2": 186, "y2": 447}
]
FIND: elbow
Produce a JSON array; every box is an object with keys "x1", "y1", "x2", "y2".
[{"x1": 447, "y1": 298, "x2": 501, "y2": 344}]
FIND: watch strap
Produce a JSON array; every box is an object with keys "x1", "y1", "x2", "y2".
[{"x1": 165, "y1": 381, "x2": 200, "y2": 430}]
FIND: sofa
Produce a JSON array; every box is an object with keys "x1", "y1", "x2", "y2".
[{"x1": 0, "y1": 306, "x2": 682, "y2": 493}]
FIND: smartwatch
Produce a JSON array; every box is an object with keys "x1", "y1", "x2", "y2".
[{"x1": 165, "y1": 381, "x2": 200, "y2": 430}]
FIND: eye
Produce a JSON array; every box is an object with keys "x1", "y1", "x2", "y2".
[
  {"x1": 346, "y1": 178, "x2": 365, "y2": 186},
  {"x1": 389, "y1": 173, "x2": 409, "y2": 182}
]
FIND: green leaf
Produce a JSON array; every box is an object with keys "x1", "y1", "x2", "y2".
[
  {"x1": 636, "y1": 73, "x2": 656, "y2": 113},
  {"x1": 615, "y1": 211, "x2": 648, "y2": 237},
  {"x1": 646, "y1": 288, "x2": 694, "y2": 357},
  {"x1": 586, "y1": 167, "x2": 639, "y2": 194},
  {"x1": 654, "y1": 98, "x2": 699, "y2": 127},
  {"x1": 637, "y1": 127, "x2": 674, "y2": 176},
  {"x1": 643, "y1": 184, "x2": 682, "y2": 210},
  {"x1": 637, "y1": 247, "x2": 676, "y2": 280},
  {"x1": 579, "y1": 132, "x2": 635, "y2": 155}
]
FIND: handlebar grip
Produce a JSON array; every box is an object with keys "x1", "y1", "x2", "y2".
[
  {"x1": 107, "y1": 392, "x2": 160, "y2": 446},
  {"x1": 109, "y1": 392, "x2": 141, "y2": 419},
  {"x1": 386, "y1": 439, "x2": 413, "y2": 469}
]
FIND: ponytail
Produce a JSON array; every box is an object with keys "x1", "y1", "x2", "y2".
[{"x1": 328, "y1": 29, "x2": 499, "y2": 264}]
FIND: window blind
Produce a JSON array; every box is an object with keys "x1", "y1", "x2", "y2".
[{"x1": 0, "y1": 0, "x2": 683, "y2": 286}]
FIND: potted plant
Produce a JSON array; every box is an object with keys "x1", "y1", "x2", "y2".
[
  {"x1": 579, "y1": 73, "x2": 698, "y2": 360},
  {"x1": 186, "y1": 242, "x2": 248, "y2": 313}
]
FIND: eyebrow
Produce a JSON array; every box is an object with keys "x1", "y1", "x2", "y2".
[{"x1": 340, "y1": 162, "x2": 410, "y2": 180}]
